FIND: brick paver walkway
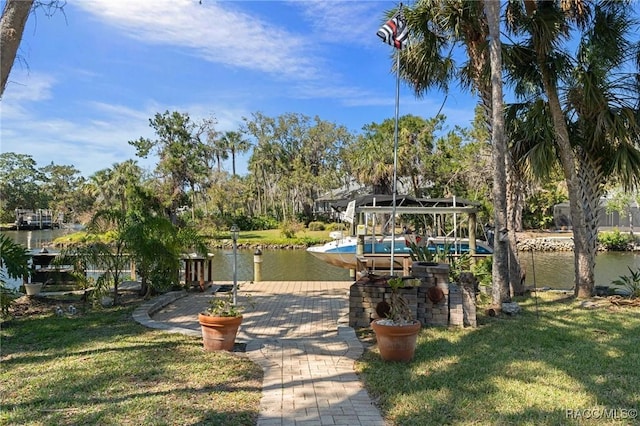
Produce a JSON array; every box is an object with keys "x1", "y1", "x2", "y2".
[{"x1": 139, "y1": 281, "x2": 386, "y2": 426}]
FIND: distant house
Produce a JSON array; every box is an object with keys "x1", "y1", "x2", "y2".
[
  {"x1": 553, "y1": 201, "x2": 639, "y2": 230},
  {"x1": 313, "y1": 179, "x2": 416, "y2": 221}
]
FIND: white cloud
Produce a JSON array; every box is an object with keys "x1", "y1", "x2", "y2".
[
  {"x1": 1, "y1": 85, "x2": 257, "y2": 176},
  {"x1": 1, "y1": 104, "x2": 155, "y2": 175},
  {"x1": 1, "y1": 71, "x2": 55, "y2": 107},
  {"x1": 295, "y1": 1, "x2": 385, "y2": 47},
  {"x1": 74, "y1": 0, "x2": 319, "y2": 79}
]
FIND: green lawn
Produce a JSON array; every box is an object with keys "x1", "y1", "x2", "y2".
[
  {"x1": 356, "y1": 294, "x2": 640, "y2": 425},
  {"x1": 52, "y1": 228, "x2": 333, "y2": 248},
  {"x1": 231, "y1": 228, "x2": 330, "y2": 246},
  {"x1": 0, "y1": 302, "x2": 263, "y2": 426}
]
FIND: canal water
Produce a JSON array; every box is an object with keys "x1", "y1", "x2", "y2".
[{"x1": 3, "y1": 229, "x2": 639, "y2": 290}]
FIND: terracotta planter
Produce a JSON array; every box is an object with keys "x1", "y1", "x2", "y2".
[
  {"x1": 198, "y1": 313, "x2": 243, "y2": 351},
  {"x1": 371, "y1": 320, "x2": 421, "y2": 362}
]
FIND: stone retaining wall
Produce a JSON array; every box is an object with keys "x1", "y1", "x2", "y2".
[
  {"x1": 517, "y1": 237, "x2": 574, "y2": 251},
  {"x1": 349, "y1": 263, "x2": 477, "y2": 329}
]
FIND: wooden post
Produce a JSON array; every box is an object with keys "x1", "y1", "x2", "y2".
[
  {"x1": 185, "y1": 260, "x2": 191, "y2": 285},
  {"x1": 253, "y1": 248, "x2": 263, "y2": 283},
  {"x1": 469, "y1": 212, "x2": 477, "y2": 264},
  {"x1": 198, "y1": 260, "x2": 204, "y2": 291},
  {"x1": 402, "y1": 257, "x2": 411, "y2": 276}
]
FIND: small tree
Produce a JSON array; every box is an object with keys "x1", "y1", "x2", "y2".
[
  {"x1": 123, "y1": 210, "x2": 207, "y2": 298},
  {"x1": 59, "y1": 209, "x2": 130, "y2": 306}
]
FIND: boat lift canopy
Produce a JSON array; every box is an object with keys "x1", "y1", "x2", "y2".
[
  {"x1": 352, "y1": 194, "x2": 480, "y2": 216},
  {"x1": 342, "y1": 194, "x2": 483, "y2": 261}
]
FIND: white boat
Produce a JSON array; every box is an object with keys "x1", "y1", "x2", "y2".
[{"x1": 307, "y1": 234, "x2": 493, "y2": 270}]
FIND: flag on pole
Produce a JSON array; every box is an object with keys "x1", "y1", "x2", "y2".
[{"x1": 377, "y1": 7, "x2": 408, "y2": 50}]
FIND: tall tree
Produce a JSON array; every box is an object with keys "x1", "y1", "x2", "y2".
[
  {"x1": 485, "y1": 0, "x2": 511, "y2": 304},
  {"x1": 244, "y1": 112, "x2": 349, "y2": 221},
  {"x1": 0, "y1": 152, "x2": 45, "y2": 221},
  {"x1": 39, "y1": 162, "x2": 85, "y2": 223},
  {"x1": 220, "y1": 131, "x2": 251, "y2": 176},
  {"x1": 397, "y1": 1, "x2": 517, "y2": 299},
  {"x1": 343, "y1": 114, "x2": 439, "y2": 196},
  {"x1": 129, "y1": 111, "x2": 212, "y2": 224},
  {"x1": 504, "y1": 0, "x2": 640, "y2": 297},
  {"x1": 86, "y1": 160, "x2": 143, "y2": 213},
  {"x1": 207, "y1": 127, "x2": 227, "y2": 173},
  {"x1": 343, "y1": 122, "x2": 394, "y2": 196}
]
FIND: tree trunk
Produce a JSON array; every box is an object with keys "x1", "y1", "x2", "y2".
[
  {"x1": 576, "y1": 148, "x2": 605, "y2": 292},
  {"x1": 231, "y1": 150, "x2": 236, "y2": 176},
  {"x1": 506, "y1": 153, "x2": 525, "y2": 295},
  {"x1": 485, "y1": 0, "x2": 510, "y2": 305},
  {"x1": 139, "y1": 276, "x2": 150, "y2": 298},
  {"x1": 540, "y1": 74, "x2": 592, "y2": 298},
  {"x1": 523, "y1": 0, "x2": 593, "y2": 298},
  {"x1": 0, "y1": 0, "x2": 34, "y2": 98}
]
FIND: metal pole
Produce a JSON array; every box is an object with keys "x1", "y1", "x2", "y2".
[
  {"x1": 531, "y1": 248, "x2": 538, "y2": 319},
  {"x1": 453, "y1": 195, "x2": 458, "y2": 255},
  {"x1": 390, "y1": 48, "x2": 400, "y2": 276}
]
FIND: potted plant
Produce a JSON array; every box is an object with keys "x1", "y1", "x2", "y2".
[
  {"x1": 370, "y1": 276, "x2": 422, "y2": 362},
  {"x1": 198, "y1": 292, "x2": 250, "y2": 351},
  {"x1": 23, "y1": 282, "x2": 44, "y2": 296}
]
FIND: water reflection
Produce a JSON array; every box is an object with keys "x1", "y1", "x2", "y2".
[
  {"x1": 3, "y1": 230, "x2": 639, "y2": 290},
  {"x1": 520, "y1": 250, "x2": 640, "y2": 290}
]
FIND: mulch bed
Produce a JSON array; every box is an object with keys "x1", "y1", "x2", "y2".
[{"x1": 6, "y1": 291, "x2": 144, "y2": 319}]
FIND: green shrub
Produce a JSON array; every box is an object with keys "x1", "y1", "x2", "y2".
[
  {"x1": 307, "y1": 221, "x2": 325, "y2": 231},
  {"x1": 227, "y1": 215, "x2": 279, "y2": 231},
  {"x1": 471, "y1": 256, "x2": 493, "y2": 287},
  {"x1": 326, "y1": 222, "x2": 347, "y2": 231},
  {"x1": 612, "y1": 266, "x2": 640, "y2": 298},
  {"x1": 0, "y1": 234, "x2": 30, "y2": 317},
  {"x1": 598, "y1": 228, "x2": 631, "y2": 251},
  {"x1": 0, "y1": 285, "x2": 19, "y2": 318},
  {"x1": 280, "y1": 220, "x2": 303, "y2": 239},
  {"x1": 448, "y1": 253, "x2": 472, "y2": 283}
]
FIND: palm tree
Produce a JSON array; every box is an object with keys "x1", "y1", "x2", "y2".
[
  {"x1": 397, "y1": 0, "x2": 515, "y2": 302},
  {"x1": 123, "y1": 206, "x2": 206, "y2": 298},
  {"x1": 110, "y1": 160, "x2": 142, "y2": 212},
  {"x1": 69, "y1": 208, "x2": 130, "y2": 306},
  {"x1": 484, "y1": 0, "x2": 511, "y2": 303},
  {"x1": 221, "y1": 131, "x2": 251, "y2": 176},
  {"x1": 344, "y1": 123, "x2": 395, "y2": 195},
  {"x1": 504, "y1": 0, "x2": 640, "y2": 297},
  {"x1": 87, "y1": 161, "x2": 142, "y2": 212},
  {"x1": 207, "y1": 128, "x2": 228, "y2": 173}
]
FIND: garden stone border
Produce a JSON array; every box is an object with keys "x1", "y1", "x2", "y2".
[{"x1": 132, "y1": 290, "x2": 201, "y2": 337}]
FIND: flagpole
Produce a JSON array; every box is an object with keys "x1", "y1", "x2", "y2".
[
  {"x1": 377, "y1": 2, "x2": 406, "y2": 277},
  {"x1": 390, "y1": 44, "x2": 400, "y2": 277}
]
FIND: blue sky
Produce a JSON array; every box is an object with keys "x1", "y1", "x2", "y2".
[{"x1": 0, "y1": 0, "x2": 477, "y2": 177}]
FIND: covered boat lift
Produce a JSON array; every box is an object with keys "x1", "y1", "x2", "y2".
[
  {"x1": 328, "y1": 194, "x2": 485, "y2": 276},
  {"x1": 351, "y1": 194, "x2": 482, "y2": 251}
]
